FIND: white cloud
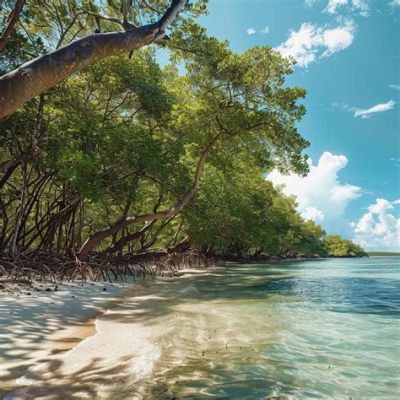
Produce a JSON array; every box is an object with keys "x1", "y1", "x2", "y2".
[
  {"x1": 276, "y1": 21, "x2": 355, "y2": 67},
  {"x1": 354, "y1": 100, "x2": 396, "y2": 119},
  {"x1": 326, "y1": 0, "x2": 348, "y2": 13},
  {"x1": 326, "y1": 0, "x2": 369, "y2": 16},
  {"x1": 302, "y1": 206, "x2": 325, "y2": 222},
  {"x1": 267, "y1": 151, "x2": 361, "y2": 233},
  {"x1": 390, "y1": 0, "x2": 400, "y2": 6},
  {"x1": 353, "y1": 198, "x2": 400, "y2": 250},
  {"x1": 352, "y1": 0, "x2": 369, "y2": 15},
  {"x1": 320, "y1": 24, "x2": 355, "y2": 56},
  {"x1": 247, "y1": 26, "x2": 269, "y2": 35},
  {"x1": 305, "y1": 0, "x2": 369, "y2": 15},
  {"x1": 389, "y1": 84, "x2": 400, "y2": 90}
]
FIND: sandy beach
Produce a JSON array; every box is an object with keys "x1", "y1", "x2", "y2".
[
  {"x1": 0, "y1": 270, "x2": 208, "y2": 399},
  {"x1": 0, "y1": 279, "x2": 136, "y2": 399}
]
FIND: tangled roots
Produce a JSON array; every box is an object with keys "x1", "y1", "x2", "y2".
[{"x1": 0, "y1": 250, "x2": 214, "y2": 283}]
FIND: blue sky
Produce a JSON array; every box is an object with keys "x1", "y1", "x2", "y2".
[{"x1": 194, "y1": 0, "x2": 400, "y2": 251}]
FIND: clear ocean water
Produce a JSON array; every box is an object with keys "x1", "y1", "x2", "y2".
[
  {"x1": 3, "y1": 257, "x2": 400, "y2": 399},
  {"x1": 132, "y1": 257, "x2": 400, "y2": 399}
]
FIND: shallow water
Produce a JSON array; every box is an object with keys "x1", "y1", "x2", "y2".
[{"x1": 4, "y1": 257, "x2": 400, "y2": 399}]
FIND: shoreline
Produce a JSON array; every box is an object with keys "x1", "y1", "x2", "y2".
[
  {"x1": 1, "y1": 268, "x2": 211, "y2": 399},
  {"x1": 1, "y1": 258, "x2": 396, "y2": 399},
  {"x1": 0, "y1": 278, "x2": 135, "y2": 398},
  {"x1": 0, "y1": 256, "x2": 369, "y2": 397},
  {"x1": 0, "y1": 267, "x2": 209, "y2": 398},
  {"x1": 0, "y1": 250, "x2": 374, "y2": 299},
  {"x1": 0, "y1": 251, "x2": 368, "y2": 296}
]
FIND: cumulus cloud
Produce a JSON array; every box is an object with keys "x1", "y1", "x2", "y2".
[
  {"x1": 301, "y1": 207, "x2": 325, "y2": 222},
  {"x1": 246, "y1": 28, "x2": 256, "y2": 35},
  {"x1": 276, "y1": 21, "x2": 355, "y2": 67},
  {"x1": 267, "y1": 151, "x2": 361, "y2": 233},
  {"x1": 352, "y1": 198, "x2": 400, "y2": 250},
  {"x1": 260, "y1": 26, "x2": 270, "y2": 34},
  {"x1": 354, "y1": 100, "x2": 396, "y2": 119},
  {"x1": 390, "y1": 0, "x2": 400, "y2": 6}
]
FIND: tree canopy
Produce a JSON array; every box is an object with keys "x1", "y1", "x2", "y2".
[
  {"x1": 323, "y1": 235, "x2": 367, "y2": 258},
  {"x1": 0, "y1": 0, "x2": 365, "y2": 269}
]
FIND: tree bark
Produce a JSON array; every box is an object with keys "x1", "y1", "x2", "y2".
[
  {"x1": 106, "y1": 220, "x2": 156, "y2": 254},
  {"x1": 0, "y1": 0, "x2": 187, "y2": 121},
  {"x1": 9, "y1": 162, "x2": 27, "y2": 257}
]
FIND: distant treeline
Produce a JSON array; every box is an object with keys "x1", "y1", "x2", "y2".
[{"x1": 368, "y1": 252, "x2": 400, "y2": 256}]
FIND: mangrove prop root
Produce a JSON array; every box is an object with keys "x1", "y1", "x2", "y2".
[{"x1": 0, "y1": 250, "x2": 215, "y2": 283}]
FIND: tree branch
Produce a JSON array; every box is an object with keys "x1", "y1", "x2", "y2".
[
  {"x1": 56, "y1": 11, "x2": 124, "y2": 49},
  {"x1": 0, "y1": 0, "x2": 26, "y2": 53},
  {"x1": 158, "y1": 0, "x2": 187, "y2": 31},
  {"x1": 77, "y1": 132, "x2": 221, "y2": 260},
  {"x1": 0, "y1": 0, "x2": 187, "y2": 121}
]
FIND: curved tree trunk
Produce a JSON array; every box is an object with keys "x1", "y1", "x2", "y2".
[
  {"x1": 0, "y1": 0, "x2": 187, "y2": 121},
  {"x1": 77, "y1": 133, "x2": 221, "y2": 261},
  {"x1": 106, "y1": 220, "x2": 156, "y2": 254}
]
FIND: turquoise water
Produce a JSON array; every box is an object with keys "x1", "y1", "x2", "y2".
[
  {"x1": 4, "y1": 257, "x2": 400, "y2": 399},
  {"x1": 135, "y1": 257, "x2": 400, "y2": 399}
]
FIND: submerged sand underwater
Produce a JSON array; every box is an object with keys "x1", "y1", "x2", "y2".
[{"x1": 1, "y1": 258, "x2": 400, "y2": 399}]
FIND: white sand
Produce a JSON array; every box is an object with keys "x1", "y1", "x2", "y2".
[
  {"x1": 0, "y1": 279, "x2": 135, "y2": 399},
  {"x1": 1, "y1": 270, "x2": 211, "y2": 399}
]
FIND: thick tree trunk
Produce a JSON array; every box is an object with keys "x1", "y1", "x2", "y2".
[{"x1": 0, "y1": 0, "x2": 187, "y2": 121}]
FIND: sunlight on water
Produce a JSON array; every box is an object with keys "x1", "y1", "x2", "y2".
[
  {"x1": 128, "y1": 258, "x2": 400, "y2": 399},
  {"x1": 4, "y1": 257, "x2": 400, "y2": 399}
]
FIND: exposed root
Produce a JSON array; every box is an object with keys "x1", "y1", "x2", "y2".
[
  {"x1": 0, "y1": 250, "x2": 215, "y2": 284},
  {"x1": 156, "y1": 251, "x2": 212, "y2": 276}
]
